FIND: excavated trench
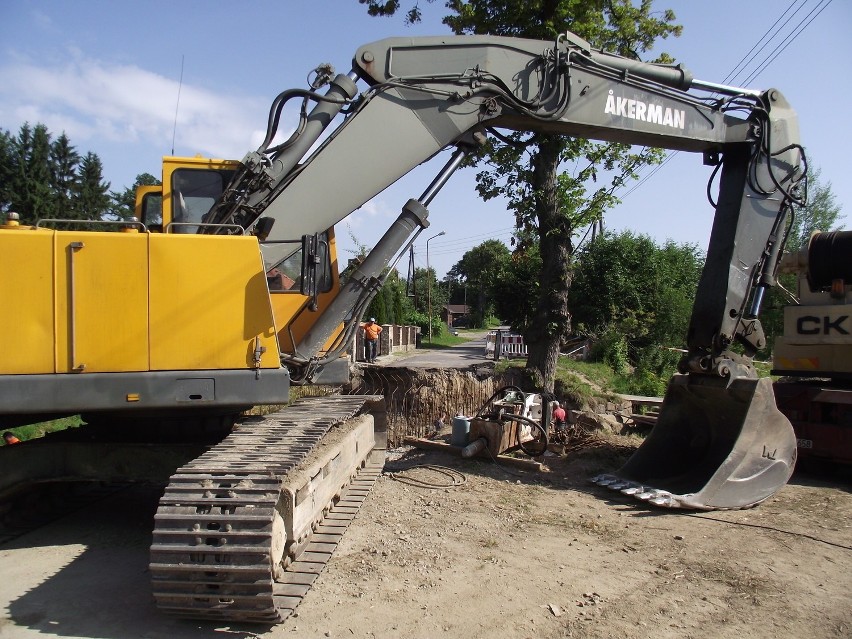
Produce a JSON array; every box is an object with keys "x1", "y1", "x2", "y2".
[{"x1": 343, "y1": 364, "x2": 527, "y2": 446}]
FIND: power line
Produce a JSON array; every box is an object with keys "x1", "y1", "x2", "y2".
[
  {"x1": 616, "y1": 0, "x2": 829, "y2": 203},
  {"x1": 740, "y1": 0, "x2": 833, "y2": 86},
  {"x1": 722, "y1": 0, "x2": 807, "y2": 85}
]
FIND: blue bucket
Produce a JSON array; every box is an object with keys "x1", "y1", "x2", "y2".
[{"x1": 451, "y1": 416, "x2": 470, "y2": 447}]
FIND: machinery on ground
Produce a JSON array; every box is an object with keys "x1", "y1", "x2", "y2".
[
  {"x1": 772, "y1": 230, "x2": 852, "y2": 466},
  {"x1": 0, "y1": 32, "x2": 806, "y2": 621}
]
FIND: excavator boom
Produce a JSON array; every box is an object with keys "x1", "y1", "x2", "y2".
[{"x1": 201, "y1": 34, "x2": 802, "y2": 510}]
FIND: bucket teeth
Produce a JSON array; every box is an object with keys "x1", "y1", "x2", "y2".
[
  {"x1": 650, "y1": 493, "x2": 679, "y2": 508},
  {"x1": 620, "y1": 485, "x2": 644, "y2": 496},
  {"x1": 591, "y1": 475, "x2": 683, "y2": 509},
  {"x1": 591, "y1": 474, "x2": 619, "y2": 487}
]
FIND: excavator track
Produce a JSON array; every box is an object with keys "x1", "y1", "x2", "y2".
[{"x1": 149, "y1": 395, "x2": 385, "y2": 623}]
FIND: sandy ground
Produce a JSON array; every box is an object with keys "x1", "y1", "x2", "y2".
[{"x1": 0, "y1": 439, "x2": 850, "y2": 639}]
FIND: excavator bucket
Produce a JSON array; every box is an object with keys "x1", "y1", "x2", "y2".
[{"x1": 593, "y1": 375, "x2": 797, "y2": 510}]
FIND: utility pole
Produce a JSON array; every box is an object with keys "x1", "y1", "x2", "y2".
[{"x1": 426, "y1": 230, "x2": 445, "y2": 344}]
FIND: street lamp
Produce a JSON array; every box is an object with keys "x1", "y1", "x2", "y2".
[{"x1": 426, "y1": 230, "x2": 446, "y2": 344}]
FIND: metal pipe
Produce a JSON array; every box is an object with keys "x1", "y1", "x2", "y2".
[
  {"x1": 294, "y1": 146, "x2": 470, "y2": 363},
  {"x1": 427, "y1": 231, "x2": 446, "y2": 344},
  {"x1": 68, "y1": 242, "x2": 85, "y2": 372},
  {"x1": 690, "y1": 78, "x2": 763, "y2": 98},
  {"x1": 419, "y1": 147, "x2": 468, "y2": 206}
]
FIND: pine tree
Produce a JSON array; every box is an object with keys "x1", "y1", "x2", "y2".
[
  {"x1": 8, "y1": 123, "x2": 56, "y2": 224},
  {"x1": 0, "y1": 129, "x2": 13, "y2": 216},
  {"x1": 50, "y1": 133, "x2": 80, "y2": 220},
  {"x1": 74, "y1": 152, "x2": 112, "y2": 220}
]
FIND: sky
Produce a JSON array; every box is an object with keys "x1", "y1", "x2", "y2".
[{"x1": 1, "y1": 0, "x2": 848, "y2": 279}]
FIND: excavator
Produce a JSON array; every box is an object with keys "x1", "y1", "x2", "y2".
[{"x1": 0, "y1": 32, "x2": 804, "y2": 622}]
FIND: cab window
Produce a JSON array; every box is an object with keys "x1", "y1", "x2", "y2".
[
  {"x1": 171, "y1": 168, "x2": 236, "y2": 233},
  {"x1": 265, "y1": 233, "x2": 332, "y2": 294},
  {"x1": 141, "y1": 192, "x2": 162, "y2": 229}
]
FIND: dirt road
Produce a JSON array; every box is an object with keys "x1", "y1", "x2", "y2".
[{"x1": 0, "y1": 439, "x2": 849, "y2": 639}]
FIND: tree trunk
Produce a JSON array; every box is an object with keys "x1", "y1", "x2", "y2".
[{"x1": 524, "y1": 135, "x2": 573, "y2": 393}]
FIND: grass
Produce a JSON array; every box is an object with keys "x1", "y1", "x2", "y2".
[
  {"x1": 422, "y1": 333, "x2": 470, "y2": 348},
  {"x1": 3, "y1": 415, "x2": 83, "y2": 444},
  {"x1": 495, "y1": 355, "x2": 621, "y2": 408},
  {"x1": 420, "y1": 327, "x2": 486, "y2": 349}
]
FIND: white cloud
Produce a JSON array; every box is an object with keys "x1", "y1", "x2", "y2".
[{"x1": 0, "y1": 50, "x2": 278, "y2": 160}]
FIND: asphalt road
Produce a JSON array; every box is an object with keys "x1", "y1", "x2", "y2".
[{"x1": 376, "y1": 330, "x2": 496, "y2": 368}]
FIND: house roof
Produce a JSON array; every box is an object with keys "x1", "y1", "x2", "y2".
[{"x1": 443, "y1": 304, "x2": 469, "y2": 314}]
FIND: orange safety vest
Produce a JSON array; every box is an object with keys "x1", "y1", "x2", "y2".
[{"x1": 363, "y1": 323, "x2": 382, "y2": 340}]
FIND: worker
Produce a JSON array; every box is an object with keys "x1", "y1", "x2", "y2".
[
  {"x1": 551, "y1": 401, "x2": 566, "y2": 432},
  {"x1": 3, "y1": 432, "x2": 21, "y2": 445},
  {"x1": 362, "y1": 317, "x2": 383, "y2": 363}
]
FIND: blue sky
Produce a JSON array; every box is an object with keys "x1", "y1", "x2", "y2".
[{"x1": 1, "y1": 0, "x2": 848, "y2": 278}]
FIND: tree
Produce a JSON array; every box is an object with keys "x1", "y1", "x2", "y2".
[
  {"x1": 6, "y1": 123, "x2": 56, "y2": 224},
  {"x1": 493, "y1": 241, "x2": 541, "y2": 333},
  {"x1": 359, "y1": 0, "x2": 681, "y2": 390},
  {"x1": 0, "y1": 129, "x2": 14, "y2": 215},
  {"x1": 109, "y1": 172, "x2": 161, "y2": 221},
  {"x1": 449, "y1": 239, "x2": 511, "y2": 327},
  {"x1": 0, "y1": 123, "x2": 116, "y2": 224},
  {"x1": 74, "y1": 152, "x2": 111, "y2": 221},
  {"x1": 50, "y1": 133, "x2": 81, "y2": 220},
  {"x1": 570, "y1": 231, "x2": 703, "y2": 352}
]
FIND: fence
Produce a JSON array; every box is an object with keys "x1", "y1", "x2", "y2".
[
  {"x1": 353, "y1": 324, "x2": 420, "y2": 362},
  {"x1": 484, "y1": 330, "x2": 528, "y2": 359}
]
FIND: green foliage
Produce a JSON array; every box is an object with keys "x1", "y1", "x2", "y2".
[
  {"x1": 613, "y1": 345, "x2": 680, "y2": 397},
  {"x1": 588, "y1": 323, "x2": 630, "y2": 375},
  {"x1": 0, "y1": 122, "x2": 124, "y2": 225},
  {"x1": 51, "y1": 133, "x2": 81, "y2": 219},
  {"x1": 449, "y1": 239, "x2": 511, "y2": 325},
  {"x1": 571, "y1": 231, "x2": 703, "y2": 357},
  {"x1": 3, "y1": 415, "x2": 82, "y2": 443},
  {"x1": 493, "y1": 242, "x2": 541, "y2": 333},
  {"x1": 75, "y1": 152, "x2": 112, "y2": 220}
]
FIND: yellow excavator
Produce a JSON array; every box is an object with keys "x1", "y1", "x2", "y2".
[{"x1": 0, "y1": 32, "x2": 804, "y2": 621}]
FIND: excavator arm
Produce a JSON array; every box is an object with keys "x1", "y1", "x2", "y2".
[{"x1": 210, "y1": 34, "x2": 804, "y2": 508}]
